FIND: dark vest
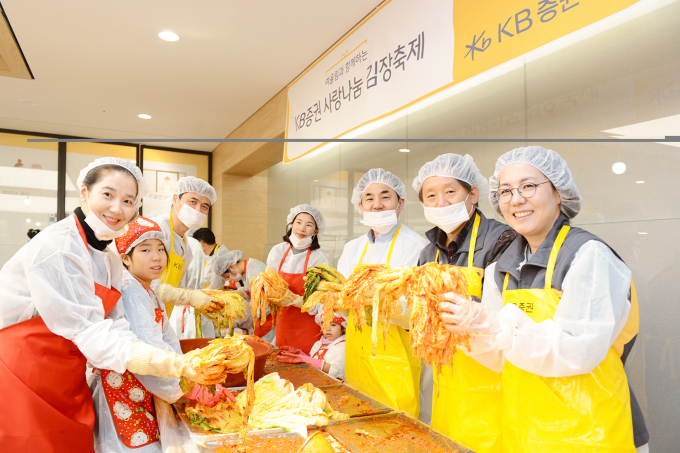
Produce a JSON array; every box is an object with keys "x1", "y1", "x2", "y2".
[
  {"x1": 418, "y1": 210, "x2": 511, "y2": 268},
  {"x1": 494, "y1": 214, "x2": 649, "y2": 446}
]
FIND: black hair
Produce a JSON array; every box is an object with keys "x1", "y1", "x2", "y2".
[
  {"x1": 418, "y1": 178, "x2": 478, "y2": 207},
  {"x1": 121, "y1": 239, "x2": 169, "y2": 270},
  {"x1": 27, "y1": 229, "x2": 41, "y2": 240},
  {"x1": 282, "y1": 212, "x2": 321, "y2": 250},
  {"x1": 193, "y1": 228, "x2": 216, "y2": 245},
  {"x1": 82, "y1": 164, "x2": 138, "y2": 197}
]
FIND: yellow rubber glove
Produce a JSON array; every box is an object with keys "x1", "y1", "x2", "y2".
[
  {"x1": 157, "y1": 283, "x2": 221, "y2": 312},
  {"x1": 127, "y1": 341, "x2": 198, "y2": 379}
]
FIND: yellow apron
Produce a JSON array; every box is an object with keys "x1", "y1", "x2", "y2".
[
  {"x1": 159, "y1": 214, "x2": 186, "y2": 317},
  {"x1": 345, "y1": 226, "x2": 422, "y2": 417},
  {"x1": 204, "y1": 244, "x2": 220, "y2": 289},
  {"x1": 430, "y1": 214, "x2": 503, "y2": 453},
  {"x1": 501, "y1": 225, "x2": 636, "y2": 452}
]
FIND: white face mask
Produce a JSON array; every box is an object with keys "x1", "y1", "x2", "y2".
[
  {"x1": 423, "y1": 193, "x2": 473, "y2": 234},
  {"x1": 289, "y1": 232, "x2": 313, "y2": 249},
  {"x1": 83, "y1": 192, "x2": 127, "y2": 241},
  {"x1": 175, "y1": 202, "x2": 207, "y2": 229},
  {"x1": 362, "y1": 209, "x2": 399, "y2": 235},
  {"x1": 228, "y1": 273, "x2": 243, "y2": 282}
]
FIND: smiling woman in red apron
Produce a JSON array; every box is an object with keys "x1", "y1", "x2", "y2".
[
  {"x1": 266, "y1": 204, "x2": 329, "y2": 353},
  {"x1": 439, "y1": 147, "x2": 649, "y2": 453},
  {"x1": 0, "y1": 158, "x2": 210, "y2": 452}
]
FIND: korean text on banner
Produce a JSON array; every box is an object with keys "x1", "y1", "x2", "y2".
[
  {"x1": 284, "y1": 0, "x2": 455, "y2": 163},
  {"x1": 453, "y1": 0, "x2": 638, "y2": 84}
]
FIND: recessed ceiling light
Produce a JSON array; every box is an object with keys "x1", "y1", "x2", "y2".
[
  {"x1": 25, "y1": 218, "x2": 31, "y2": 223},
  {"x1": 24, "y1": 197, "x2": 31, "y2": 205},
  {"x1": 138, "y1": 114, "x2": 152, "y2": 119},
  {"x1": 35, "y1": 222, "x2": 41, "y2": 226},
  {"x1": 313, "y1": 179, "x2": 319, "y2": 182},
  {"x1": 399, "y1": 148, "x2": 410, "y2": 153},
  {"x1": 638, "y1": 232, "x2": 648, "y2": 235},
  {"x1": 158, "y1": 31, "x2": 179, "y2": 42},
  {"x1": 611, "y1": 162, "x2": 626, "y2": 174},
  {"x1": 636, "y1": 181, "x2": 645, "y2": 184},
  {"x1": 20, "y1": 99, "x2": 39, "y2": 105}
]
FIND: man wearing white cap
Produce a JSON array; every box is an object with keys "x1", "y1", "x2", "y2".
[
  {"x1": 149, "y1": 176, "x2": 221, "y2": 339},
  {"x1": 336, "y1": 168, "x2": 428, "y2": 418}
]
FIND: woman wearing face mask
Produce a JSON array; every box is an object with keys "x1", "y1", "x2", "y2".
[
  {"x1": 336, "y1": 169, "x2": 429, "y2": 418},
  {"x1": 413, "y1": 153, "x2": 515, "y2": 450},
  {"x1": 266, "y1": 204, "x2": 329, "y2": 354},
  {"x1": 439, "y1": 146, "x2": 648, "y2": 452},
  {"x1": 0, "y1": 158, "x2": 208, "y2": 452},
  {"x1": 150, "y1": 177, "x2": 224, "y2": 339},
  {"x1": 213, "y1": 249, "x2": 270, "y2": 340}
]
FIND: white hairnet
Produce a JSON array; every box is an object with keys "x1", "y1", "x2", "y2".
[
  {"x1": 214, "y1": 249, "x2": 243, "y2": 276},
  {"x1": 287, "y1": 204, "x2": 326, "y2": 234},
  {"x1": 77, "y1": 157, "x2": 148, "y2": 209},
  {"x1": 175, "y1": 176, "x2": 217, "y2": 205},
  {"x1": 489, "y1": 146, "x2": 582, "y2": 219},
  {"x1": 351, "y1": 168, "x2": 407, "y2": 211},
  {"x1": 412, "y1": 153, "x2": 489, "y2": 198}
]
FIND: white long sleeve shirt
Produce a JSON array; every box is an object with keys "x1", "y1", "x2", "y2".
[{"x1": 0, "y1": 216, "x2": 137, "y2": 373}]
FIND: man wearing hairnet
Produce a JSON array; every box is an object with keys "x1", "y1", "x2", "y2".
[
  {"x1": 191, "y1": 227, "x2": 230, "y2": 291},
  {"x1": 439, "y1": 146, "x2": 648, "y2": 452},
  {"x1": 337, "y1": 168, "x2": 428, "y2": 418},
  {"x1": 413, "y1": 153, "x2": 515, "y2": 448},
  {"x1": 149, "y1": 176, "x2": 222, "y2": 339},
  {"x1": 213, "y1": 250, "x2": 272, "y2": 341}
]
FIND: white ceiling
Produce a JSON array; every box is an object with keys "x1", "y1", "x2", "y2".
[{"x1": 0, "y1": 0, "x2": 381, "y2": 151}]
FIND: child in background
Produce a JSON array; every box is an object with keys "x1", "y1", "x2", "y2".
[
  {"x1": 278, "y1": 310, "x2": 346, "y2": 380},
  {"x1": 91, "y1": 217, "x2": 233, "y2": 453}
]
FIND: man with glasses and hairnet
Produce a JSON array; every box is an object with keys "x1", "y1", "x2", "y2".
[{"x1": 337, "y1": 168, "x2": 429, "y2": 419}]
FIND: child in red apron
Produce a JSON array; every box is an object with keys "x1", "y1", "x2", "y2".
[
  {"x1": 279, "y1": 311, "x2": 347, "y2": 380},
  {"x1": 92, "y1": 217, "x2": 234, "y2": 452}
]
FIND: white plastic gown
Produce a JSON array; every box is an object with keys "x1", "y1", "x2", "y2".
[
  {"x1": 336, "y1": 223, "x2": 428, "y2": 278},
  {"x1": 184, "y1": 236, "x2": 206, "y2": 290},
  {"x1": 91, "y1": 271, "x2": 184, "y2": 453},
  {"x1": 0, "y1": 215, "x2": 137, "y2": 373},
  {"x1": 467, "y1": 240, "x2": 633, "y2": 377},
  {"x1": 266, "y1": 243, "x2": 329, "y2": 316},
  {"x1": 149, "y1": 213, "x2": 215, "y2": 339},
  {"x1": 309, "y1": 335, "x2": 346, "y2": 380}
]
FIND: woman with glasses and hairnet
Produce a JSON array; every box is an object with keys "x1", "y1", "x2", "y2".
[
  {"x1": 413, "y1": 153, "x2": 516, "y2": 451},
  {"x1": 0, "y1": 158, "x2": 208, "y2": 451},
  {"x1": 337, "y1": 168, "x2": 429, "y2": 418},
  {"x1": 439, "y1": 146, "x2": 648, "y2": 452},
  {"x1": 266, "y1": 204, "x2": 330, "y2": 354}
]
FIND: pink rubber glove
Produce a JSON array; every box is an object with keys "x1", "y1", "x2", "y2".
[
  {"x1": 185, "y1": 383, "x2": 236, "y2": 407},
  {"x1": 278, "y1": 351, "x2": 323, "y2": 370}
]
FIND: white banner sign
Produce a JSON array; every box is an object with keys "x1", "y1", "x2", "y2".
[{"x1": 284, "y1": 0, "x2": 454, "y2": 162}]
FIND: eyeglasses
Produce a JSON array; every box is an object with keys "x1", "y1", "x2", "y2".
[{"x1": 495, "y1": 181, "x2": 551, "y2": 204}]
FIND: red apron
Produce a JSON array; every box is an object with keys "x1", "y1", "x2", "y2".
[
  {"x1": 0, "y1": 215, "x2": 120, "y2": 452},
  {"x1": 275, "y1": 247, "x2": 322, "y2": 354}
]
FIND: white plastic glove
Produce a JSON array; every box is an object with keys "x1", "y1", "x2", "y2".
[
  {"x1": 127, "y1": 341, "x2": 198, "y2": 379},
  {"x1": 290, "y1": 294, "x2": 304, "y2": 308},
  {"x1": 157, "y1": 283, "x2": 221, "y2": 312},
  {"x1": 438, "y1": 292, "x2": 498, "y2": 334},
  {"x1": 390, "y1": 305, "x2": 413, "y2": 330}
]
